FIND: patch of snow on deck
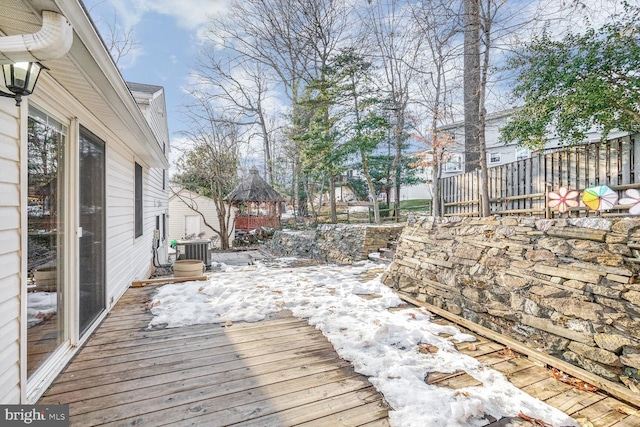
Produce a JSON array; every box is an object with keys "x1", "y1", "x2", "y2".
[{"x1": 149, "y1": 260, "x2": 578, "y2": 427}]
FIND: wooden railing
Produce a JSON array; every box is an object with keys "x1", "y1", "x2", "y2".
[
  {"x1": 441, "y1": 134, "x2": 640, "y2": 218},
  {"x1": 235, "y1": 216, "x2": 281, "y2": 231}
]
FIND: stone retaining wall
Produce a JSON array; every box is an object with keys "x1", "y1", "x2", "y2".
[
  {"x1": 268, "y1": 224, "x2": 405, "y2": 264},
  {"x1": 266, "y1": 230, "x2": 320, "y2": 260},
  {"x1": 382, "y1": 216, "x2": 640, "y2": 390}
]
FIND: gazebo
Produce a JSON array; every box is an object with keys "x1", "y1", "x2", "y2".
[{"x1": 227, "y1": 167, "x2": 286, "y2": 232}]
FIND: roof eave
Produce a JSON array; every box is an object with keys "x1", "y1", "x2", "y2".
[{"x1": 54, "y1": 0, "x2": 169, "y2": 168}]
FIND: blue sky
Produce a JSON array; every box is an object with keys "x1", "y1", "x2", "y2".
[
  {"x1": 84, "y1": 0, "x2": 230, "y2": 146},
  {"x1": 82, "y1": 0, "x2": 629, "y2": 162}
]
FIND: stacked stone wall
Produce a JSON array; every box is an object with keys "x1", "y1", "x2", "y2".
[
  {"x1": 266, "y1": 230, "x2": 320, "y2": 260},
  {"x1": 268, "y1": 224, "x2": 405, "y2": 264},
  {"x1": 382, "y1": 216, "x2": 640, "y2": 390}
]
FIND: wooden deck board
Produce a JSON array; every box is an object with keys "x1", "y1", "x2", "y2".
[
  {"x1": 53, "y1": 337, "x2": 329, "y2": 384},
  {"x1": 82, "y1": 369, "x2": 370, "y2": 426},
  {"x1": 86, "y1": 316, "x2": 306, "y2": 346},
  {"x1": 39, "y1": 279, "x2": 639, "y2": 426},
  {"x1": 426, "y1": 315, "x2": 637, "y2": 427},
  {"x1": 570, "y1": 397, "x2": 635, "y2": 427},
  {"x1": 62, "y1": 330, "x2": 327, "y2": 373},
  {"x1": 48, "y1": 350, "x2": 348, "y2": 414},
  {"x1": 230, "y1": 389, "x2": 386, "y2": 427},
  {"x1": 79, "y1": 321, "x2": 313, "y2": 355},
  {"x1": 40, "y1": 285, "x2": 391, "y2": 426},
  {"x1": 48, "y1": 341, "x2": 334, "y2": 394},
  {"x1": 359, "y1": 418, "x2": 392, "y2": 427}
]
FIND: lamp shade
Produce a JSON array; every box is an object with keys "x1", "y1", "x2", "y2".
[{"x1": 2, "y1": 62, "x2": 47, "y2": 96}]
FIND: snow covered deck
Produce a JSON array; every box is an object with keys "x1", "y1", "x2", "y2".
[
  {"x1": 38, "y1": 284, "x2": 390, "y2": 426},
  {"x1": 37, "y1": 261, "x2": 638, "y2": 426},
  {"x1": 423, "y1": 317, "x2": 639, "y2": 426}
]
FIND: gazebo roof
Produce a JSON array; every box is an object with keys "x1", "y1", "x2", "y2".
[{"x1": 227, "y1": 167, "x2": 285, "y2": 203}]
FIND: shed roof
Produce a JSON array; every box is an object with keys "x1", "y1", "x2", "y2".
[{"x1": 227, "y1": 167, "x2": 285, "y2": 203}]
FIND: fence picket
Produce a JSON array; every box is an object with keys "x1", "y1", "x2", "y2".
[{"x1": 441, "y1": 134, "x2": 640, "y2": 217}]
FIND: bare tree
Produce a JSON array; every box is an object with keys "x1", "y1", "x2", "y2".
[
  {"x1": 87, "y1": 3, "x2": 139, "y2": 69},
  {"x1": 206, "y1": 0, "x2": 336, "y2": 218},
  {"x1": 463, "y1": 0, "x2": 571, "y2": 217},
  {"x1": 300, "y1": 0, "x2": 350, "y2": 224},
  {"x1": 192, "y1": 46, "x2": 278, "y2": 185},
  {"x1": 173, "y1": 93, "x2": 242, "y2": 250},
  {"x1": 411, "y1": 0, "x2": 462, "y2": 217},
  {"x1": 463, "y1": 0, "x2": 482, "y2": 182},
  {"x1": 362, "y1": 0, "x2": 423, "y2": 221}
]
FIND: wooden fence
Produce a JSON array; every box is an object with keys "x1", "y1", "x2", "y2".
[
  {"x1": 441, "y1": 133, "x2": 640, "y2": 218},
  {"x1": 313, "y1": 202, "x2": 433, "y2": 224}
]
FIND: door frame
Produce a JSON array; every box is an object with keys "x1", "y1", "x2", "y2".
[{"x1": 23, "y1": 103, "x2": 108, "y2": 402}]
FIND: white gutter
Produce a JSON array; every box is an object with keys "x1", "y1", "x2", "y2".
[{"x1": 0, "y1": 11, "x2": 73, "y2": 64}]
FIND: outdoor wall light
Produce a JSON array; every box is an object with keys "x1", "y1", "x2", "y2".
[{"x1": 0, "y1": 61, "x2": 48, "y2": 106}]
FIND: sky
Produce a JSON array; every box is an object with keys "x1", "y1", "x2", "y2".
[
  {"x1": 141, "y1": 258, "x2": 580, "y2": 426},
  {"x1": 84, "y1": 0, "x2": 231, "y2": 159},
  {"x1": 82, "y1": 0, "x2": 631, "y2": 172}
]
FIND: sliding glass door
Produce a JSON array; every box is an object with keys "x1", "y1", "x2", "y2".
[{"x1": 78, "y1": 127, "x2": 106, "y2": 336}]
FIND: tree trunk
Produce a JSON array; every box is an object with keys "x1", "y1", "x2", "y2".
[
  {"x1": 394, "y1": 178, "x2": 401, "y2": 222},
  {"x1": 463, "y1": 0, "x2": 481, "y2": 174},
  {"x1": 432, "y1": 161, "x2": 441, "y2": 217},
  {"x1": 296, "y1": 159, "x2": 308, "y2": 217},
  {"x1": 478, "y1": 127, "x2": 490, "y2": 217},
  {"x1": 392, "y1": 109, "x2": 404, "y2": 222},
  {"x1": 478, "y1": 0, "x2": 493, "y2": 217},
  {"x1": 259, "y1": 114, "x2": 273, "y2": 185},
  {"x1": 361, "y1": 149, "x2": 380, "y2": 224},
  {"x1": 216, "y1": 201, "x2": 231, "y2": 250},
  {"x1": 329, "y1": 175, "x2": 337, "y2": 223}
]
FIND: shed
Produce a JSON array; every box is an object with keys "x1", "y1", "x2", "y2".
[
  {"x1": 227, "y1": 167, "x2": 285, "y2": 232},
  {"x1": 168, "y1": 187, "x2": 235, "y2": 248}
]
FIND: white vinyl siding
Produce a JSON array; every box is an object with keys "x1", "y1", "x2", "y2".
[
  {"x1": 132, "y1": 88, "x2": 169, "y2": 155},
  {"x1": 147, "y1": 167, "x2": 169, "y2": 264},
  {"x1": 0, "y1": 103, "x2": 22, "y2": 403},
  {"x1": 185, "y1": 215, "x2": 201, "y2": 236},
  {"x1": 104, "y1": 148, "x2": 167, "y2": 307},
  {"x1": 147, "y1": 93, "x2": 169, "y2": 153}
]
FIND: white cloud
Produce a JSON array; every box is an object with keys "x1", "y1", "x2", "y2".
[{"x1": 102, "y1": 0, "x2": 231, "y2": 31}]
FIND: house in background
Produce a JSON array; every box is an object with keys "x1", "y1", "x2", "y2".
[
  {"x1": 168, "y1": 187, "x2": 235, "y2": 248},
  {"x1": 396, "y1": 166, "x2": 433, "y2": 202},
  {"x1": 390, "y1": 109, "x2": 632, "y2": 204},
  {"x1": 437, "y1": 108, "x2": 631, "y2": 178},
  {"x1": 0, "y1": 0, "x2": 169, "y2": 404}
]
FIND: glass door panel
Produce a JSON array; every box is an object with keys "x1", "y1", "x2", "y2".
[{"x1": 26, "y1": 107, "x2": 67, "y2": 379}]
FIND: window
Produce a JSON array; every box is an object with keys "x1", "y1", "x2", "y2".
[
  {"x1": 135, "y1": 162, "x2": 143, "y2": 238},
  {"x1": 444, "y1": 154, "x2": 462, "y2": 172},
  {"x1": 516, "y1": 147, "x2": 531, "y2": 161},
  {"x1": 489, "y1": 152, "x2": 501, "y2": 164},
  {"x1": 162, "y1": 169, "x2": 166, "y2": 190}
]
